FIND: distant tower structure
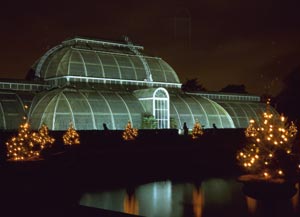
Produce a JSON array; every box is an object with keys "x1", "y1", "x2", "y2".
[{"x1": 174, "y1": 8, "x2": 191, "y2": 48}]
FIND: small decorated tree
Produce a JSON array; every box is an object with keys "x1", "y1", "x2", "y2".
[
  {"x1": 63, "y1": 122, "x2": 80, "y2": 145},
  {"x1": 237, "y1": 101, "x2": 298, "y2": 180},
  {"x1": 192, "y1": 120, "x2": 204, "y2": 139},
  {"x1": 31, "y1": 124, "x2": 55, "y2": 149},
  {"x1": 6, "y1": 118, "x2": 40, "y2": 161},
  {"x1": 122, "y1": 121, "x2": 138, "y2": 141}
]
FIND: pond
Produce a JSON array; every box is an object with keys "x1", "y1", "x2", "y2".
[{"x1": 79, "y1": 178, "x2": 300, "y2": 217}]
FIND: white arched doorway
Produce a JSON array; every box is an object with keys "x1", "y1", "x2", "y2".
[{"x1": 153, "y1": 88, "x2": 170, "y2": 128}]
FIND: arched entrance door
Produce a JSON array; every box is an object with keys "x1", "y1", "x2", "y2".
[{"x1": 153, "y1": 88, "x2": 170, "y2": 128}]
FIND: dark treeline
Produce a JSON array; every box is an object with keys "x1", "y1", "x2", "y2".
[
  {"x1": 182, "y1": 66, "x2": 300, "y2": 123},
  {"x1": 275, "y1": 66, "x2": 300, "y2": 122}
]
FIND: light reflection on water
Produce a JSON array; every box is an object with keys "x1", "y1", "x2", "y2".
[
  {"x1": 79, "y1": 178, "x2": 300, "y2": 217},
  {"x1": 245, "y1": 196, "x2": 257, "y2": 214},
  {"x1": 292, "y1": 183, "x2": 299, "y2": 212}
]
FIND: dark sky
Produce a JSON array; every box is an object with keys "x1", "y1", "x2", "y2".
[{"x1": 1, "y1": 0, "x2": 300, "y2": 96}]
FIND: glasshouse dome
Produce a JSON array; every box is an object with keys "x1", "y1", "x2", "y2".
[
  {"x1": 0, "y1": 36, "x2": 277, "y2": 130},
  {"x1": 33, "y1": 37, "x2": 180, "y2": 85}
]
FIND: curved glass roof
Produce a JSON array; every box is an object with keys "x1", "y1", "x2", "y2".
[
  {"x1": 0, "y1": 91, "x2": 29, "y2": 130},
  {"x1": 0, "y1": 36, "x2": 274, "y2": 132},
  {"x1": 217, "y1": 101, "x2": 278, "y2": 128},
  {"x1": 170, "y1": 94, "x2": 235, "y2": 129},
  {"x1": 0, "y1": 81, "x2": 275, "y2": 131},
  {"x1": 33, "y1": 37, "x2": 180, "y2": 85},
  {"x1": 134, "y1": 88, "x2": 163, "y2": 99},
  {"x1": 29, "y1": 88, "x2": 146, "y2": 130},
  {"x1": 23, "y1": 87, "x2": 278, "y2": 131}
]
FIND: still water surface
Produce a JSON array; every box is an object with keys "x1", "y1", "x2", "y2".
[{"x1": 80, "y1": 178, "x2": 300, "y2": 217}]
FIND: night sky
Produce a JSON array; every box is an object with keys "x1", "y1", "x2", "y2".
[{"x1": 1, "y1": 0, "x2": 300, "y2": 96}]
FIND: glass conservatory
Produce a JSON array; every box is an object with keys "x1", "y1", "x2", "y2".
[{"x1": 0, "y1": 36, "x2": 276, "y2": 130}]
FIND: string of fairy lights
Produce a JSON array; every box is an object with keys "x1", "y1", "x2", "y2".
[
  {"x1": 5, "y1": 101, "x2": 298, "y2": 170},
  {"x1": 122, "y1": 121, "x2": 138, "y2": 141},
  {"x1": 6, "y1": 118, "x2": 56, "y2": 161},
  {"x1": 63, "y1": 122, "x2": 80, "y2": 145},
  {"x1": 31, "y1": 124, "x2": 55, "y2": 149},
  {"x1": 6, "y1": 118, "x2": 80, "y2": 161},
  {"x1": 192, "y1": 120, "x2": 204, "y2": 139},
  {"x1": 237, "y1": 100, "x2": 299, "y2": 178},
  {"x1": 6, "y1": 119, "x2": 141, "y2": 160}
]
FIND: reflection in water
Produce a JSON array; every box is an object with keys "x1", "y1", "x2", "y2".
[
  {"x1": 201, "y1": 179, "x2": 233, "y2": 205},
  {"x1": 79, "y1": 179, "x2": 300, "y2": 217},
  {"x1": 244, "y1": 182, "x2": 300, "y2": 217},
  {"x1": 80, "y1": 181, "x2": 173, "y2": 217},
  {"x1": 192, "y1": 185, "x2": 204, "y2": 217},
  {"x1": 123, "y1": 188, "x2": 139, "y2": 215},
  {"x1": 245, "y1": 196, "x2": 257, "y2": 214},
  {"x1": 141, "y1": 181, "x2": 172, "y2": 217},
  {"x1": 292, "y1": 183, "x2": 299, "y2": 212}
]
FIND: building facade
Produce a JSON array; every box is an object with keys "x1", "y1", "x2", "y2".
[{"x1": 0, "y1": 37, "x2": 276, "y2": 131}]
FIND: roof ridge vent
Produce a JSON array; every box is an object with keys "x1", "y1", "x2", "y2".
[
  {"x1": 63, "y1": 36, "x2": 144, "y2": 50},
  {"x1": 124, "y1": 36, "x2": 153, "y2": 82}
]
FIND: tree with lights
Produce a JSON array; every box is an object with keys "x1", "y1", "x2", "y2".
[
  {"x1": 31, "y1": 124, "x2": 55, "y2": 149},
  {"x1": 237, "y1": 101, "x2": 298, "y2": 180},
  {"x1": 63, "y1": 122, "x2": 80, "y2": 145},
  {"x1": 122, "y1": 121, "x2": 138, "y2": 141},
  {"x1": 6, "y1": 117, "x2": 40, "y2": 161},
  {"x1": 192, "y1": 120, "x2": 204, "y2": 139}
]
